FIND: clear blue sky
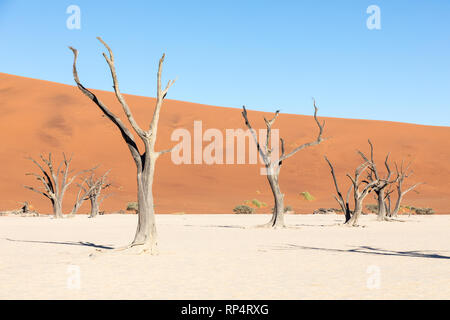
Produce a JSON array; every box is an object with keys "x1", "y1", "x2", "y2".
[{"x1": 0, "y1": 0, "x2": 449, "y2": 126}]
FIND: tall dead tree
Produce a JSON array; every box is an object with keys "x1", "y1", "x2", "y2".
[
  {"x1": 25, "y1": 153, "x2": 86, "y2": 218},
  {"x1": 390, "y1": 161, "x2": 422, "y2": 217},
  {"x1": 358, "y1": 140, "x2": 396, "y2": 221},
  {"x1": 325, "y1": 156, "x2": 378, "y2": 226},
  {"x1": 69, "y1": 38, "x2": 176, "y2": 254},
  {"x1": 241, "y1": 100, "x2": 325, "y2": 228}
]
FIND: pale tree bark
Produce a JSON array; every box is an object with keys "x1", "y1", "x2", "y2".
[
  {"x1": 390, "y1": 161, "x2": 423, "y2": 217},
  {"x1": 241, "y1": 100, "x2": 325, "y2": 228},
  {"x1": 358, "y1": 140, "x2": 397, "y2": 221},
  {"x1": 325, "y1": 157, "x2": 378, "y2": 226},
  {"x1": 25, "y1": 153, "x2": 87, "y2": 218},
  {"x1": 86, "y1": 170, "x2": 111, "y2": 218},
  {"x1": 70, "y1": 176, "x2": 90, "y2": 216},
  {"x1": 384, "y1": 187, "x2": 394, "y2": 217},
  {"x1": 70, "y1": 170, "x2": 111, "y2": 217},
  {"x1": 69, "y1": 38, "x2": 176, "y2": 254}
]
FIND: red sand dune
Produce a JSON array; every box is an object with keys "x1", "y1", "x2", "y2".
[{"x1": 1, "y1": 73, "x2": 449, "y2": 214}]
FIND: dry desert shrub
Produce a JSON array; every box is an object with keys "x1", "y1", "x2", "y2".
[{"x1": 233, "y1": 205, "x2": 255, "y2": 214}]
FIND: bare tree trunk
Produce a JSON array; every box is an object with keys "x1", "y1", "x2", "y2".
[
  {"x1": 89, "y1": 196, "x2": 100, "y2": 218},
  {"x1": 391, "y1": 188, "x2": 403, "y2": 217},
  {"x1": 266, "y1": 172, "x2": 285, "y2": 228},
  {"x1": 385, "y1": 193, "x2": 392, "y2": 217},
  {"x1": 53, "y1": 198, "x2": 63, "y2": 219},
  {"x1": 71, "y1": 200, "x2": 83, "y2": 216},
  {"x1": 131, "y1": 160, "x2": 158, "y2": 252},
  {"x1": 376, "y1": 189, "x2": 387, "y2": 221},
  {"x1": 346, "y1": 200, "x2": 363, "y2": 226}
]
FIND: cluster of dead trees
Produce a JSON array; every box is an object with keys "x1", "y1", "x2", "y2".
[
  {"x1": 325, "y1": 140, "x2": 422, "y2": 226},
  {"x1": 61, "y1": 37, "x2": 424, "y2": 254},
  {"x1": 25, "y1": 153, "x2": 112, "y2": 219},
  {"x1": 67, "y1": 37, "x2": 325, "y2": 253}
]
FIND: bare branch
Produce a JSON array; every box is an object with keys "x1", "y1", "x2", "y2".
[
  {"x1": 24, "y1": 186, "x2": 52, "y2": 200},
  {"x1": 97, "y1": 37, "x2": 147, "y2": 139},
  {"x1": 241, "y1": 106, "x2": 268, "y2": 163},
  {"x1": 150, "y1": 53, "x2": 177, "y2": 133},
  {"x1": 325, "y1": 156, "x2": 347, "y2": 212},
  {"x1": 280, "y1": 100, "x2": 325, "y2": 161},
  {"x1": 68, "y1": 46, "x2": 143, "y2": 170}
]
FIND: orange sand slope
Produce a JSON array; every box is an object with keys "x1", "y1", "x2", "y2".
[{"x1": 1, "y1": 73, "x2": 449, "y2": 214}]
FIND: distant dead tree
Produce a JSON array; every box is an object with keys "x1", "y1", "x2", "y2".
[
  {"x1": 241, "y1": 100, "x2": 325, "y2": 228},
  {"x1": 389, "y1": 161, "x2": 422, "y2": 217},
  {"x1": 325, "y1": 156, "x2": 378, "y2": 226},
  {"x1": 69, "y1": 38, "x2": 176, "y2": 254},
  {"x1": 70, "y1": 170, "x2": 111, "y2": 217},
  {"x1": 358, "y1": 140, "x2": 397, "y2": 221},
  {"x1": 86, "y1": 170, "x2": 112, "y2": 218},
  {"x1": 25, "y1": 153, "x2": 89, "y2": 218},
  {"x1": 70, "y1": 176, "x2": 94, "y2": 216}
]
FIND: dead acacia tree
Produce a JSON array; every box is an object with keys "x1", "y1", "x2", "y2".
[
  {"x1": 25, "y1": 153, "x2": 86, "y2": 218},
  {"x1": 86, "y1": 170, "x2": 111, "y2": 218},
  {"x1": 358, "y1": 140, "x2": 397, "y2": 221},
  {"x1": 70, "y1": 176, "x2": 95, "y2": 216},
  {"x1": 70, "y1": 170, "x2": 111, "y2": 217},
  {"x1": 241, "y1": 100, "x2": 325, "y2": 228},
  {"x1": 325, "y1": 156, "x2": 378, "y2": 226},
  {"x1": 69, "y1": 38, "x2": 176, "y2": 254},
  {"x1": 389, "y1": 161, "x2": 422, "y2": 217}
]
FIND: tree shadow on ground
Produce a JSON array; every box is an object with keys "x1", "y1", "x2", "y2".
[
  {"x1": 263, "y1": 244, "x2": 450, "y2": 260},
  {"x1": 289, "y1": 222, "x2": 343, "y2": 228},
  {"x1": 4, "y1": 238, "x2": 114, "y2": 250},
  {"x1": 182, "y1": 224, "x2": 246, "y2": 229}
]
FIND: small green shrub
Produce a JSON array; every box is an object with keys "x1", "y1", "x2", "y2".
[
  {"x1": 300, "y1": 192, "x2": 315, "y2": 201},
  {"x1": 244, "y1": 199, "x2": 267, "y2": 208},
  {"x1": 233, "y1": 205, "x2": 255, "y2": 214},
  {"x1": 126, "y1": 202, "x2": 138, "y2": 213},
  {"x1": 251, "y1": 199, "x2": 267, "y2": 208}
]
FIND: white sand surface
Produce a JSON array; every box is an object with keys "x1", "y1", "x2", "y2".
[{"x1": 0, "y1": 214, "x2": 448, "y2": 300}]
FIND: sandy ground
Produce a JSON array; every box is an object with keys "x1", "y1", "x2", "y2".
[{"x1": 0, "y1": 214, "x2": 448, "y2": 300}]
